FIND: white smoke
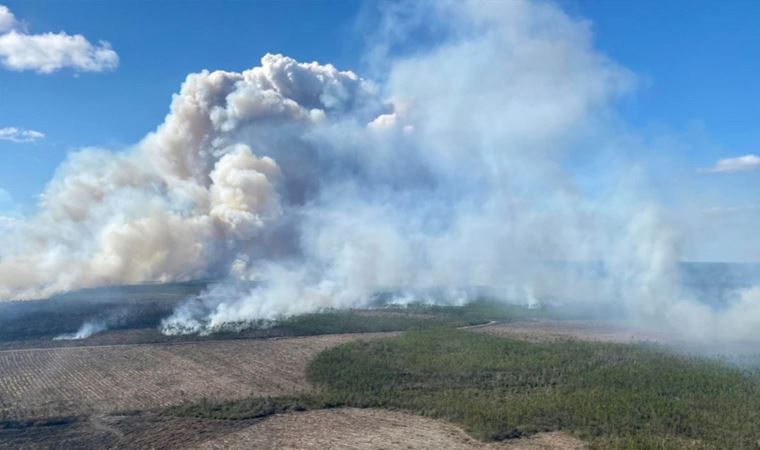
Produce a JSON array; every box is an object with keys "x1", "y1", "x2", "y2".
[
  {"x1": 1, "y1": 0, "x2": 757, "y2": 343},
  {"x1": 53, "y1": 320, "x2": 107, "y2": 340}
]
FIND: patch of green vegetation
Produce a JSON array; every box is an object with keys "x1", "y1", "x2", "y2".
[
  {"x1": 164, "y1": 396, "x2": 328, "y2": 421},
  {"x1": 276, "y1": 310, "x2": 451, "y2": 334},
  {"x1": 167, "y1": 299, "x2": 549, "y2": 341},
  {"x1": 308, "y1": 329, "x2": 760, "y2": 449},
  {"x1": 271, "y1": 299, "x2": 547, "y2": 336},
  {"x1": 390, "y1": 299, "x2": 551, "y2": 323},
  {"x1": 168, "y1": 327, "x2": 760, "y2": 449}
]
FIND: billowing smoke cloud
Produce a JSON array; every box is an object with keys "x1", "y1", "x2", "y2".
[
  {"x1": 0, "y1": 52, "x2": 383, "y2": 300},
  {"x1": 1, "y1": 0, "x2": 757, "y2": 344}
]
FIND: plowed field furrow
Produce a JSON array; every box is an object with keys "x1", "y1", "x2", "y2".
[{"x1": 0, "y1": 332, "x2": 395, "y2": 420}]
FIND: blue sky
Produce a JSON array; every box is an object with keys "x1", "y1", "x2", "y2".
[
  {"x1": 0, "y1": 0, "x2": 758, "y2": 260},
  {"x1": 573, "y1": 0, "x2": 760, "y2": 154}
]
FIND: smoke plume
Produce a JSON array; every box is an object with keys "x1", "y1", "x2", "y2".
[
  {"x1": 53, "y1": 320, "x2": 107, "y2": 341},
  {"x1": 1, "y1": 0, "x2": 757, "y2": 344}
]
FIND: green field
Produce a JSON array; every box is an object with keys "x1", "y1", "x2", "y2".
[
  {"x1": 274, "y1": 299, "x2": 545, "y2": 334},
  {"x1": 169, "y1": 327, "x2": 760, "y2": 450}
]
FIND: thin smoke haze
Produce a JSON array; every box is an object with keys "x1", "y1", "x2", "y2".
[{"x1": 0, "y1": 0, "x2": 757, "y2": 344}]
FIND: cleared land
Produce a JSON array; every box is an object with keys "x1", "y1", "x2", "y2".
[
  {"x1": 193, "y1": 408, "x2": 586, "y2": 450},
  {"x1": 0, "y1": 332, "x2": 394, "y2": 420},
  {"x1": 0, "y1": 409, "x2": 584, "y2": 450}
]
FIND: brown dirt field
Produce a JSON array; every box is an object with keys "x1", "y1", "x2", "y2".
[
  {"x1": 0, "y1": 409, "x2": 586, "y2": 450},
  {"x1": 192, "y1": 408, "x2": 587, "y2": 450},
  {"x1": 471, "y1": 319, "x2": 669, "y2": 343},
  {"x1": 0, "y1": 332, "x2": 396, "y2": 420}
]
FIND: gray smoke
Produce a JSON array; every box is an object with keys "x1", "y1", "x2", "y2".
[{"x1": 1, "y1": 0, "x2": 757, "y2": 344}]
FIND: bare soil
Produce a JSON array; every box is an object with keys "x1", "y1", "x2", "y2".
[
  {"x1": 0, "y1": 409, "x2": 585, "y2": 450},
  {"x1": 193, "y1": 408, "x2": 586, "y2": 450},
  {"x1": 0, "y1": 332, "x2": 395, "y2": 420}
]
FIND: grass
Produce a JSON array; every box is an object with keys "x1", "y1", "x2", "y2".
[
  {"x1": 311, "y1": 329, "x2": 760, "y2": 449},
  {"x1": 169, "y1": 327, "x2": 760, "y2": 450},
  {"x1": 275, "y1": 310, "x2": 452, "y2": 334},
  {"x1": 164, "y1": 396, "x2": 325, "y2": 421}
]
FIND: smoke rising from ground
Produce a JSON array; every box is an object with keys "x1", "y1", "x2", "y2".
[
  {"x1": 53, "y1": 320, "x2": 107, "y2": 340},
  {"x1": 1, "y1": 0, "x2": 758, "y2": 344}
]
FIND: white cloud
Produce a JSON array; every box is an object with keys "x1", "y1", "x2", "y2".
[
  {"x1": 0, "y1": 126, "x2": 44, "y2": 143},
  {"x1": 0, "y1": 5, "x2": 17, "y2": 33},
  {"x1": 700, "y1": 154, "x2": 760, "y2": 173},
  {"x1": 0, "y1": 5, "x2": 118, "y2": 73}
]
